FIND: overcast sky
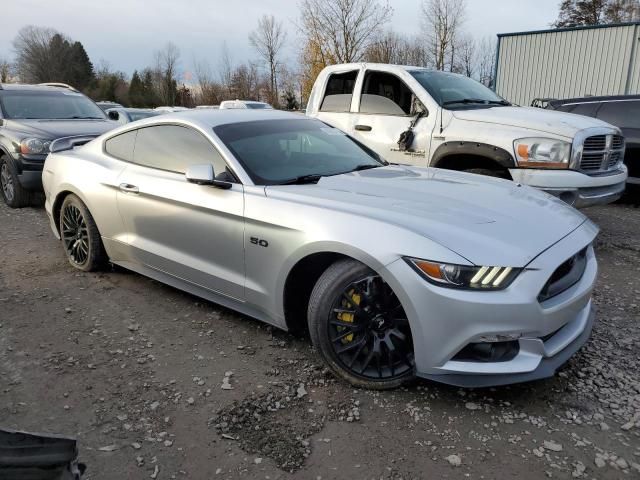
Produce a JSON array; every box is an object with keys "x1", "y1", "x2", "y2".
[{"x1": 1, "y1": 0, "x2": 560, "y2": 79}]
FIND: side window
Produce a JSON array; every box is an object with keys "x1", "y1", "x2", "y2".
[
  {"x1": 360, "y1": 71, "x2": 422, "y2": 116},
  {"x1": 598, "y1": 101, "x2": 640, "y2": 128},
  {"x1": 133, "y1": 125, "x2": 227, "y2": 175},
  {"x1": 104, "y1": 130, "x2": 137, "y2": 162},
  {"x1": 563, "y1": 102, "x2": 599, "y2": 118},
  {"x1": 320, "y1": 70, "x2": 358, "y2": 113}
]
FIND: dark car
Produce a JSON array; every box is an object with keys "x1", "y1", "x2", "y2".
[
  {"x1": 0, "y1": 83, "x2": 116, "y2": 208},
  {"x1": 96, "y1": 100, "x2": 123, "y2": 111},
  {"x1": 105, "y1": 107, "x2": 162, "y2": 124},
  {"x1": 547, "y1": 95, "x2": 639, "y2": 184}
]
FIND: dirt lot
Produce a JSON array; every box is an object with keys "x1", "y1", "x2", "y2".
[{"x1": 0, "y1": 194, "x2": 639, "y2": 480}]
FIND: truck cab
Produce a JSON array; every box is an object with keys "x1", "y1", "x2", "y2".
[{"x1": 306, "y1": 63, "x2": 628, "y2": 208}]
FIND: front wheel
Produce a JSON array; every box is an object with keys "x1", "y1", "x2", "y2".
[
  {"x1": 0, "y1": 155, "x2": 31, "y2": 208},
  {"x1": 308, "y1": 259, "x2": 415, "y2": 389},
  {"x1": 59, "y1": 194, "x2": 107, "y2": 272}
]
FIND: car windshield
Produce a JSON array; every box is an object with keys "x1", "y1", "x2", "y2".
[
  {"x1": 214, "y1": 119, "x2": 384, "y2": 185},
  {"x1": 245, "y1": 103, "x2": 271, "y2": 109},
  {"x1": 0, "y1": 91, "x2": 106, "y2": 120},
  {"x1": 128, "y1": 110, "x2": 161, "y2": 121},
  {"x1": 409, "y1": 70, "x2": 510, "y2": 109}
]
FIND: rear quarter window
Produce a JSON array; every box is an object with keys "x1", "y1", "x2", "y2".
[{"x1": 104, "y1": 130, "x2": 137, "y2": 162}]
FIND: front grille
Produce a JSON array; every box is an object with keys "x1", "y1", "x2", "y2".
[
  {"x1": 579, "y1": 134, "x2": 625, "y2": 174},
  {"x1": 538, "y1": 248, "x2": 588, "y2": 302},
  {"x1": 612, "y1": 135, "x2": 624, "y2": 149},
  {"x1": 583, "y1": 135, "x2": 607, "y2": 151}
]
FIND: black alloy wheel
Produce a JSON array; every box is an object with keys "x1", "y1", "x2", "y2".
[
  {"x1": 61, "y1": 203, "x2": 89, "y2": 265},
  {"x1": 59, "y1": 194, "x2": 107, "y2": 271},
  {"x1": 308, "y1": 259, "x2": 415, "y2": 389}
]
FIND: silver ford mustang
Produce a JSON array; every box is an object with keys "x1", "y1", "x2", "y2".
[{"x1": 42, "y1": 110, "x2": 598, "y2": 389}]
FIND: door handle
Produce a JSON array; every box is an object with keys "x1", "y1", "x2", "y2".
[
  {"x1": 119, "y1": 183, "x2": 139, "y2": 194},
  {"x1": 354, "y1": 124, "x2": 372, "y2": 132}
]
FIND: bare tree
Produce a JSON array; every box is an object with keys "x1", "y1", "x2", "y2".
[
  {"x1": 0, "y1": 58, "x2": 12, "y2": 83},
  {"x1": 219, "y1": 42, "x2": 233, "y2": 96},
  {"x1": 422, "y1": 0, "x2": 466, "y2": 71},
  {"x1": 13, "y1": 26, "x2": 58, "y2": 82},
  {"x1": 249, "y1": 15, "x2": 286, "y2": 106},
  {"x1": 299, "y1": 0, "x2": 393, "y2": 64},
  {"x1": 193, "y1": 59, "x2": 223, "y2": 105},
  {"x1": 365, "y1": 31, "x2": 430, "y2": 66},
  {"x1": 154, "y1": 42, "x2": 180, "y2": 105},
  {"x1": 476, "y1": 36, "x2": 496, "y2": 88},
  {"x1": 456, "y1": 35, "x2": 475, "y2": 77}
]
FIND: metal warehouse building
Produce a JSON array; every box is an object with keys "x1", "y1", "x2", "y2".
[{"x1": 494, "y1": 22, "x2": 640, "y2": 106}]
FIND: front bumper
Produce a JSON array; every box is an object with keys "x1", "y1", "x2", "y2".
[
  {"x1": 509, "y1": 167, "x2": 627, "y2": 208},
  {"x1": 382, "y1": 221, "x2": 599, "y2": 387}
]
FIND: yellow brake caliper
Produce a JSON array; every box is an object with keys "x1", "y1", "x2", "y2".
[{"x1": 337, "y1": 289, "x2": 360, "y2": 344}]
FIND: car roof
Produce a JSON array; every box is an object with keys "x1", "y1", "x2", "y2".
[
  {"x1": 550, "y1": 94, "x2": 640, "y2": 106},
  {"x1": 105, "y1": 109, "x2": 311, "y2": 134},
  {"x1": 0, "y1": 83, "x2": 80, "y2": 93},
  {"x1": 321, "y1": 62, "x2": 435, "y2": 73}
]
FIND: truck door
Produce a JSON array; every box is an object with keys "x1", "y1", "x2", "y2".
[
  {"x1": 350, "y1": 70, "x2": 433, "y2": 166},
  {"x1": 312, "y1": 69, "x2": 360, "y2": 134}
]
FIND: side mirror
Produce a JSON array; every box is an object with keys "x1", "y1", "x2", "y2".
[
  {"x1": 185, "y1": 164, "x2": 233, "y2": 189},
  {"x1": 108, "y1": 111, "x2": 119, "y2": 121}
]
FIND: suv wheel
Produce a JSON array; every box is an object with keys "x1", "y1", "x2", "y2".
[
  {"x1": 308, "y1": 259, "x2": 415, "y2": 389},
  {"x1": 59, "y1": 194, "x2": 107, "y2": 271},
  {"x1": 0, "y1": 155, "x2": 31, "y2": 208}
]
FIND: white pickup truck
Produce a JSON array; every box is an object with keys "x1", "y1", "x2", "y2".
[{"x1": 306, "y1": 63, "x2": 628, "y2": 207}]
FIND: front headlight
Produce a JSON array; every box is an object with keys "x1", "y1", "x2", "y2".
[
  {"x1": 20, "y1": 138, "x2": 52, "y2": 155},
  {"x1": 405, "y1": 258, "x2": 520, "y2": 290},
  {"x1": 514, "y1": 137, "x2": 571, "y2": 169}
]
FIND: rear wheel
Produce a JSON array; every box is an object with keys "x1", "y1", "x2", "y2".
[
  {"x1": 59, "y1": 194, "x2": 107, "y2": 271},
  {"x1": 308, "y1": 259, "x2": 415, "y2": 389},
  {"x1": 0, "y1": 155, "x2": 31, "y2": 208}
]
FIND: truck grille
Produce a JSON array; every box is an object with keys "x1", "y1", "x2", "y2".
[{"x1": 579, "y1": 134, "x2": 625, "y2": 174}]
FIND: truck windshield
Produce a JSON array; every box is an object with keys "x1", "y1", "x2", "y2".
[
  {"x1": 0, "y1": 90, "x2": 106, "y2": 120},
  {"x1": 214, "y1": 119, "x2": 384, "y2": 185},
  {"x1": 409, "y1": 70, "x2": 510, "y2": 109}
]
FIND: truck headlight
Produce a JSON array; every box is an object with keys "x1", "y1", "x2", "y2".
[
  {"x1": 514, "y1": 138, "x2": 571, "y2": 168},
  {"x1": 20, "y1": 138, "x2": 52, "y2": 155},
  {"x1": 405, "y1": 258, "x2": 520, "y2": 290}
]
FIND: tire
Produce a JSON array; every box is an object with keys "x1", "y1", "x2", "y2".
[
  {"x1": 0, "y1": 155, "x2": 31, "y2": 208},
  {"x1": 308, "y1": 259, "x2": 415, "y2": 390},
  {"x1": 464, "y1": 168, "x2": 510, "y2": 179},
  {"x1": 59, "y1": 194, "x2": 107, "y2": 272}
]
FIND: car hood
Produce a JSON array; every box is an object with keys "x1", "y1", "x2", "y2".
[
  {"x1": 4, "y1": 119, "x2": 115, "y2": 140},
  {"x1": 452, "y1": 106, "x2": 614, "y2": 138},
  {"x1": 266, "y1": 166, "x2": 589, "y2": 267}
]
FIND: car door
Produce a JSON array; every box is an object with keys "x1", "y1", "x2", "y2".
[
  {"x1": 116, "y1": 124, "x2": 245, "y2": 300},
  {"x1": 349, "y1": 70, "x2": 433, "y2": 165}
]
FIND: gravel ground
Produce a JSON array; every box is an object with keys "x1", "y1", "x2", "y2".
[{"x1": 0, "y1": 194, "x2": 638, "y2": 480}]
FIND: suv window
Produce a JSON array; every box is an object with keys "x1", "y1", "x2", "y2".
[
  {"x1": 556, "y1": 102, "x2": 599, "y2": 117},
  {"x1": 320, "y1": 70, "x2": 358, "y2": 113},
  {"x1": 360, "y1": 71, "x2": 417, "y2": 115},
  {"x1": 105, "y1": 130, "x2": 137, "y2": 161},
  {"x1": 133, "y1": 125, "x2": 227, "y2": 174},
  {"x1": 598, "y1": 100, "x2": 640, "y2": 128}
]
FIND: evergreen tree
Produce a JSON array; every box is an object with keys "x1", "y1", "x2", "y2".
[
  {"x1": 68, "y1": 41, "x2": 94, "y2": 90},
  {"x1": 128, "y1": 70, "x2": 145, "y2": 107}
]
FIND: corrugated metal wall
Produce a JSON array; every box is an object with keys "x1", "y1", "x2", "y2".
[{"x1": 495, "y1": 24, "x2": 640, "y2": 106}]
